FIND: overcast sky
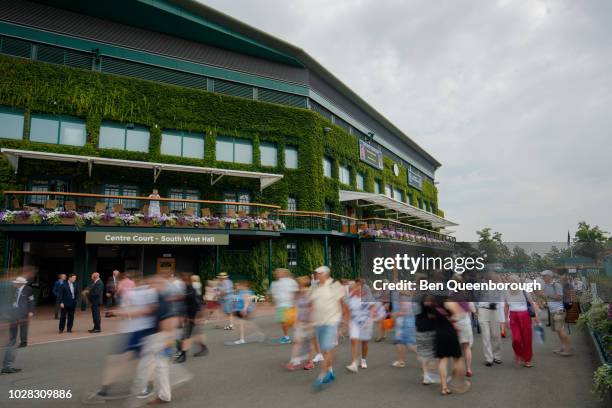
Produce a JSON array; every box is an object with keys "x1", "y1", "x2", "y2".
[{"x1": 202, "y1": 0, "x2": 612, "y2": 242}]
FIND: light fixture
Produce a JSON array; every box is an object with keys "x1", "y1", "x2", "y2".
[{"x1": 323, "y1": 127, "x2": 331, "y2": 134}]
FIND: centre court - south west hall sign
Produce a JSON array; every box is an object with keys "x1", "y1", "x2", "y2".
[{"x1": 85, "y1": 231, "x2": 229, "y2": 245}]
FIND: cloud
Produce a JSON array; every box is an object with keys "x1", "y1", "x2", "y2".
[{"x1": 201, "y1": 0, "x2": 612, "y2": 241}]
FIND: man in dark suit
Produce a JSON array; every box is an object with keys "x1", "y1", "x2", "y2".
[
  {"x1": 58, "y1": 274, "x2": 78, "y2": 333},
  {"x1": 52, "y1": 274, "x2": 66, "y2": 319},
  {"x1": 87, "y1": 272, "x2": 104, "y2": 333},
  {"x1": 2, "y1": 276, "x2": 35, "y2": 374},
  {"x1": 105, "y1": 269, "x2": 120, "y2": 317}
]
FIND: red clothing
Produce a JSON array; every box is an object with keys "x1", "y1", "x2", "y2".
[{"x1": 509, "y1": 310, "x2": 533, "y2": 363}]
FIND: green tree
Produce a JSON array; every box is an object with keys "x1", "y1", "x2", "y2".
[
  {"x1": 476, "y1": 228, "x2": 510, "y2": 264},
  {"x1": 573, "y1": 221, "x2": 609, "y2": 259},
  {"x1": 507, "y1": 246, "x2": 530, "y2": 270}
]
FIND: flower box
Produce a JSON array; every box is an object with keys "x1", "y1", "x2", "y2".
[
  {"x1": 60, "y1": 218, "x2": 76, "y2": 225},
  {"x1": 239, "y1": 222, "x2": 251, "y2": 229},
  {"x1": 13, "y1": 217, "x2": 33, "y2": 225},
  {"x1": 98, "y1": 219, "x2": 119, "y2": 226},
  {"x1": 137, "y1": 220, "x2": 154, "y2": 228}
]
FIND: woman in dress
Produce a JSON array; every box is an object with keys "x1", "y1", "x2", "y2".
[
  {"x1": 147, "y1": 188, "x2": 161, "y2": 217},
  {"x1": 345, "y1": 280, "x2": 376, "y2": 373},
  {"x1": 391, "y1": 289, "x2": 417, "y2": 368}
]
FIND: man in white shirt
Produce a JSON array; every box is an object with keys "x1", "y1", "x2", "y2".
[
  {"x1": 541, "y1": 270, "x2": 574, "y2": 356},
  {"x1": 310, "y1": 266, "x2": 347, "y2": 390},
  {"x1": 269, "y1": 268, "x2": 298, "y2": 344}
]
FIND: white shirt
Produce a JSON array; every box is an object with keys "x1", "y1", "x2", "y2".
[
  {"x1": 13, "y1": 285, "x2": 24, "y2": 308},
  {"x1": 309, "y1": 279, "x2": 345, "y2": 326},
  {"x1": 270, "y1": 277, "x2": 298, "y2": 308},
  {"x1": 504, "y1": 291, "x2": 531, "y2": 312}
]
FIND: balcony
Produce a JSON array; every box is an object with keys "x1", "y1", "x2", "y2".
[
  {"x1": 279, "y1": 210, "x2": 359, "y2": 235},
  {"x1": 1, "y1": 191, "x2": 284, "y2": 232},
  {"x1": 358, "y1": 217, "x2": 456, "y2": 248}
]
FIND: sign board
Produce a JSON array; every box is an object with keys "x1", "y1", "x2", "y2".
[
  {"x1": 568, "y1": 268, "x2": 577, "y2": 274},
  {"x1": 86, "y1": 231, "x2": 229, "y2": 245},
  {"x1": 359, "y1": 140, "x2": 383, "y2": 170},
  {"x1": 408, "y1": 168, "x2": 423, "y2": 191}
]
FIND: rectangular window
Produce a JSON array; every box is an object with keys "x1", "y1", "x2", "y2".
[
  {"x1": 103, "y1": 184, "x2": 139, "y2": 209},
  {"x1": 287, "y1": 242, "x2": 298, "y2": 267},
  {"x1": 161, "y1": 130, "x2": 204, "y2": 159},
  {"x1": 216, "y1": 136, "x2": 253, "y2": 164},
  {"x1": 260, "y1": 142, "x2": 278, "y2": 167},
  {"x1": 287, "y1": 197, "x2": 297, "y2": 211},
  {"x1": 385, "y1": 184, "x2": 392, "y2": 198},
  {"x1": 29, "y1": 181, "x2": 49, "y2": 206},
  {"x1": 356, "y1": 173, "x2": 365, "y2": 190},
  {"x1": 323, "y1": 157, "x2": 332, "y2": 178},
  {"x1": 407, "y1": 193, "x2": 413, "y2": 206},
  {"x1": 0, "y1": 107, "x2": 24, "y2": 140},
  {"x1": 284, "y1": 146, "x2": 298, "y2": 169},
  {"x1": 393, "y1": 187, "x2": 403, "y2": 202},
  {"x1": 30, "y1": 114, "x2": 86, "y2": 146},
  {"x1": 168, "y1": 189, "x2": 200, "y2": 212},
  {"x1": 100, "y1": 122, "x2": 150, "y2": 152},
  {"x1": 224, "y1": 191, "x2": 251, "y2": 214},
  {"x1": 374, "y1": 180, "x2": 381, "y2": 194},
  {"x1": 339, "y1": 165, "x2": 350, "y2": 185}
]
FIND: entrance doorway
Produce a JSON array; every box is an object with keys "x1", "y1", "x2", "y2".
[{"x1": 23, "y1": 241, "x2": 75, "y2": 305}]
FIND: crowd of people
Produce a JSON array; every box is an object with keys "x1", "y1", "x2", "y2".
[{"x1": 0, "y1": 265, "x2": 586, "y2": 402}]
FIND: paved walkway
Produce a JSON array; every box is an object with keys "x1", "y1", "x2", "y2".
[{"x1": 1, "y1": 310, "x2": 608, "y2": 408}]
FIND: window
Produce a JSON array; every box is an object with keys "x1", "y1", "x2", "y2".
[
  {"x1": 224, "y1": 191, "x2": 251, "y2": 214},
  {"x1": 216, "y1": 136, "x2": 253, "y2": 164},
  {"x1": 417, "y1": 198, "x2": 423, "y2": 209},
  {"x1": 103, "y1": 184, "x2": 139, "y2": 209},
  {"x1": 339, "y1": 165, "x2": 350, "y2": 185},
  {"x1": 407, "y1": 193, "x2": 413, "y2": 206},
  {"x1": 287, "y1": 197, "x2": 297, "y2": 211},
  {"x1": 161, "y1": 130, "x2": 204, "y2": 159},
  {"x1": 284, "y1": 146, "x2": 298, "y2": 169},
  {"x1": 0, "y1": 107, "x2": 24, "y2": 140},
  {"x1": 385, "y1": 184, "x2": 392, "y2": 198},
  {"x1": 168, "y1": 189, "x2": 200, "y2": 212},
  {"x1": 99, "y1": 122, "x2": 150, "y2": 152},
  {"x1": 374, "y1": 180, "x2": 381, "y2": 194},
  {"x1": 30, "y1": 114, "x2": 86, "y2": 146},
  {"x1": 260, "y1": 142, "x2": 277, "y2": 167},
  {"x1": 393, "y1": 187, "x2": 403, "y2": 202},
  {"x1": 287, "y1": 242, "x2": 298, "y2": 267},
  {"x1": 323, "y1": 157, "x2": 332, "y2": 178},
  {"x1": 356, "y1": 173, "x2": 365, "y2": 191}
]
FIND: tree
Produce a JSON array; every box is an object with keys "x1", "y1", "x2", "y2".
[
  {"x1": 476, "y1": 227, "x2": 510, "y2": 264},
  {"x1": 573, "y1": 221, "x2": 609, "y2": 259},
  {"x1": 507, "y1": 246, "x2": 530, "y2": 270}
]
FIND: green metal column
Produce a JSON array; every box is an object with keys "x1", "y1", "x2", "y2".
[
  {"x1": 267, "y1": 239, "x2": 273, "y2": 286},
  {"x1": 81, "y1": 244, "x2": 89, "y2": 311},
  {"x1": 324, "y1": 235, "x2": 329, "y2": 266},
  {"x1": 351, "y1": 240, "x2": 357, "y2": 279},
  {"x1": 2, "y1": 236, "x2": 10, "y2": 271}
]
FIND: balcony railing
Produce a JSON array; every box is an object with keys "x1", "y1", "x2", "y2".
[
  {"x1": 1, "y1": 191, "x2": 283, "y2": 230},
  {"x1": 278, "y1": 210, "x2": 360, "y2": 234}
]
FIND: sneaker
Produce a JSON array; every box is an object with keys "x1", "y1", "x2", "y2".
[
  {"x1": 223, "y1": 325, "x2": 233, "y2": 330},
  {"x1": 194, "y1": 345, "x2": 209, "y2": 357},
  {"x1": 485, "y1": 361, "x2": 493, "y2": 367},
  {"x1": 328, "y1": 369, "x2": 336, "y2": 380},
  {"x1": 360, "y1": 359, "x2": 367, "y2": 369},
  {"x1": 1, "y1": 367, "x2": 21, "y2": 374},
  {"x1": 322, "y1": 370, "x2": 335, "y2": 384},
  {"x1": 312, "y1": 353, "x2": 324, "y2": 363},
  {"x1": 303, "y1": 361, "x2": 315, "y2": 370},
  {"x1": 559, "y1": 350, "x2": 574, "y2": 357},
  {"x1": 493, "y1": 359, "x2": 502, "y2": 364},
  {"x1": 311, "y1": 377, "x2": 325, "y2": 391},
  {"x1": 392, "y1": 360, "x2": 406, "y2": 368},
  {"x1": 233, "y1": 339, "x2": 245, "y2": 345},
  {"x1": 279, "y1": 336, "x2": 292, "y2": 344},
  {"x1": 345, "y1": 362, "x2": 358, "y2": 373},
  {"x1": 422, "y1": 373, "x2": 433, "y2": 385},
  {"x1": 136, "y1": 386, "x2": 154, "y2": 399}
]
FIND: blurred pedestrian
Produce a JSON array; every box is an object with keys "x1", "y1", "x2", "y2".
[
  {"x1": 176, "y1": 274, "x2": 208, "y2": 362},
  {"x1": 504, "y1": 276, "x2": 541, "y2": 368},
  {"x1": 2, "y1": 276, "x2": 35, "y2": 374},
  {"x1": 270, "y1": 268, "x2": 298, "y2": 344},
  {"x1": 541, "y1": 270, "x2": 574, "y2": 356},
  {"x1": 345, "y1": 280, "x2": 376, "y2": 373},
  {"x1": 52, "y1": 273, "x2": 66, "y2": 319},
  {"x1": 105, "y1": 269, "x2": 120, "y2": 317},
  {"x1": 284, "y1": 275, "x2": 315, "y2": 370},
  {"x1": 228, "y1": 281, "x2": 263, "y2": 344},
  {"x1": 218, "y1": 272, "x2": 234, "y2": 330},
  {"x1": 391, "y1": 290, "x2": 417, "y2": 368}
]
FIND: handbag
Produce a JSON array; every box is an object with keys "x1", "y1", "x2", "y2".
[{"x1": 523, "y1": 291, "x2": 536, "y2": 318}]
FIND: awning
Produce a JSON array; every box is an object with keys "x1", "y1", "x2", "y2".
[
  {"x1": 339, "y1": 190, "x2": 458, "y2": 228},
  {"x1": 1, "y1": 148, "x2": 283, "y2": 190}
]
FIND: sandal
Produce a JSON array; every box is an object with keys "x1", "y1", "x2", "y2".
[
  {"x1": 466, "y1": 370, "x2": 473, "y2": 377},
  {"x1": 441, "y1": 387, "x2": 452, "y2": 396},
  {"x1": 523, "y1": 362, "x2": 533, "y2": 368}
]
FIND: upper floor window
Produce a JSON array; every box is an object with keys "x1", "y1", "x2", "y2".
[
  {"x1": 356, "y1": 173, "x2": 365, "y2": 191},
  {"x1": 99, "y1": 122, "x2": 150, "y2": 152},
  {"x1": 103, "y1": 184, "x2": 138, "y2": 209},
  {"x1": 224, "y1": 191, "x2": 251, "y2": 214},
  {"x1": 216, "y1": 136, "x2": 253, "y2": 164},
  {"x1": 0, "y1": 107, "x2": 24, "y2": 140},
  {"x1": 260, "y1": 142, "x2": 277, "y2": 167},
  {"x1": 30, "y1": 114, "x2": 86, "y2": 146},
  {"x1": 339, "y1": 165, "x2": 350, "y2": 185},
  {"x1": 374, "y1": 180, "x2": 382, "y2": 194},
  {"x1": 393, "y1": 187, "x2": 403, "y2": 202},
  {"x1": 323, "y1": 157, "x2": 332, "y2": 178},
  {"x1": 285, "y1": 146, "x2": 298, "y2": 169},
  {"x1": 287, "y1": 242, "x2": 298, "y2": 267},
  {"x1": 161, "y1": 130, "x2": 204, "y2": 159},
  {"x1": 385, "y1": 184, "x2": 392, "y2": 198},
  {"x1": 168, "y1": 188, "x2": 200, "y2": 212},
  {"x1": 287, "y1": 196, "x2": 297, "y2": 211}
]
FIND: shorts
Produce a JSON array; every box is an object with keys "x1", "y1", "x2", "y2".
[
  {"x1": 551, "y1": 310, "x2": 566, "y2": 332},
  {"x1": 123, "y1": 328, "x2": 156, "y2": 356},
  {"x1": 222, "y1": 298, "x2": 234, "y2": 314},
  {"x1": 453, "y1": 314, "x2": 474, "y2": 346},
  {"x1": 233, "y1": 310, "x2": 251, "y2": 319},
  {"x1": 315, "y1": 324, "x2": 338, "y2": 353},
  {"x1": 394, "y1": 316, "x2": 416, "y2": 345},
  {"x1": 275, "y1": 306, "x2": 291, "y2": 324},
  {"x1": 349, "y1": 320, "x2": 374, "y2": 341}
]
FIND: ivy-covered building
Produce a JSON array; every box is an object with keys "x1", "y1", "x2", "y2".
[{"x1": 0, "y1": 0, "x2": 456, "y2": 299}]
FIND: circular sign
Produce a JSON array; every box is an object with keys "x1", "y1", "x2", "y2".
[{"x1": 393, "y1": 163, "x2": 400, "y2": 177}]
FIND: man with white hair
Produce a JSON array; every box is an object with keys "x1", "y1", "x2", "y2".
[
  {"x1": 541, "y1": 270, "x2": 574, "y2": 356},
  {"x1": 309, "y1": 266, "x2": 346, "y2": 390},
  {"x1": 2, "y1": 276, "x2": 35, "y2": 374}
]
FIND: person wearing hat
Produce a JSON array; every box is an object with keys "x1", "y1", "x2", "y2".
[
  {"x1": 309, "y1": 266, "x2": 347, "y2": 390},
  {"x1": 541, "y1": 270, "x2": 574, "y2": 356},
  {"x1": 2, "y1": 276, "x2": 35, "y2": 374},
  {"x1": 218, "y1": 272, "x2": 235, "y2": 330}
]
